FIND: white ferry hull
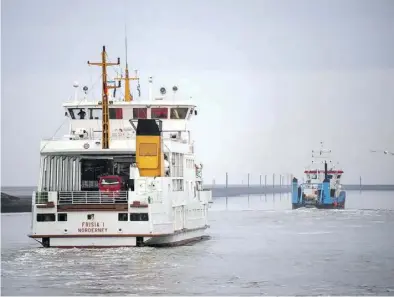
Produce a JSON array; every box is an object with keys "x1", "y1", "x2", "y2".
[
  {"x1": 49, "y1": 237, "x2": 137, "y2": 248},
  {"x1": 35, "y1": 226, "x2": 209, "y2": 248},
  {"x1": 144, "y1": 227, "x2": 208, "y2": 247},
  {"x1": 31, "y1": 51, "x2": 214, "y2": 249}
]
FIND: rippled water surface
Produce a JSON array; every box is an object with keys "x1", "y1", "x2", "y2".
[{"x1": 2, "y1": 192, "x2": 394, "y2": 295}]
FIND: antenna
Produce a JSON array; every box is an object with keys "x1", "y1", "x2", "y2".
[
  {"x1": 135, "y1": 70, "x2": 141, "y2": 98},
  {"x1": 312, "y1": 141, "x2": 331, "y2": 158},
  {"x1": 115, "y1": 24, "x2": 139, "y2": 102},
  {"x1": 149, "y1": 76, "x2": 153, "y2": 101},
  {"x1": 88, "y1": 46, "x2": 120, "y2": 149},
  {"x1": 73, "y1": 81, "x2": 79, "y2": 102},
  {"x1": 125, "y1": 24, "x2": 128, "y2": 67},
  {"x1": 83, "y1": 86, "x2": 88, "y2": 101},
  {"x1": 172, "y1": 86, "x2": 178, "y2": 101}
]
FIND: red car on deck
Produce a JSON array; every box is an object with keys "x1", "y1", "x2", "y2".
[{"x1": 98, "y1": 175, "x2": 125, "y2": 200}]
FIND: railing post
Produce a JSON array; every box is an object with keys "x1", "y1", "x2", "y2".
[{"x1": 359, "y1": 176, "x2": 362, "y2": 192}]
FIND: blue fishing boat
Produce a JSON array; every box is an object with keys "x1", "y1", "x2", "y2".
[{"x1": 291, "y1": 142, "x2": 346, "y2": 209}]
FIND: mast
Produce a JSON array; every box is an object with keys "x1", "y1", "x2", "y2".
[
  {"x1": 310, "y1": 141, "x2": 334, "y2": 172},
  {"x1": 115, "y1": 26, "x2": 139, "y2": 102},
  {"x1": 88, "y1": 46, "x2": 120, "y2": 149}
]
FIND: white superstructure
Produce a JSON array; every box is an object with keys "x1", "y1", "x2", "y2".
[{"x1": 29, "y1": 46, "x2": 212, "y2": 248}]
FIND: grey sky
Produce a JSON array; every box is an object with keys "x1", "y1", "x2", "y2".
[{"x1": 1, "y1": 0, "x2": 394, "y2": 186}]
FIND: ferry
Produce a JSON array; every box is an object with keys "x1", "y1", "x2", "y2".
[
  {"x1": 28, "y1": 45, "x2": 212, "y2": 248},
  {"x1": 291, "y1": 142, "x2": 346, "y2": 209}
]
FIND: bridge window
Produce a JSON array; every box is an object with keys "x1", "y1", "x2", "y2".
[
  {"x1": 109, "y1": 108, "x2": 123, "y2": 119},
  {"x1": 133, "y1": 108, "x2": 147, "y2": 119},
  {"x1": 170, "y1": 107, "x2": 189, "y2": 119},
  {"x1": 151, "y1": 107, "x2": 168, "y2": 119},
  {"x1": 90, "y1": 108, "x2": 102, "y2": 120},
  {"x1": 68, "y1": 108, "x2": 87, "y2": 120},
  {"x1": 88, "y1": 108, "x2": 123, "y2": 119},
  {"x1": 37, "y1": 213, "x2": 56, "y2": 222},
  {"x1": 101, "y1": 177, "x2": 120, "y2": 185}
]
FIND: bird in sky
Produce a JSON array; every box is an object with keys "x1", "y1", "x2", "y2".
[{"x1": 370, "y1": 149, "x2": 394, "y2": 156}]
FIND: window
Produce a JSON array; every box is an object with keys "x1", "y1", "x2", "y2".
[
  {"x1": 87, "y1": 214, "x2": 94, "y2": 220},
  {"x1": 37, "y1": 213, "x2": 56, "y2": 222},
  {"x1": 337, "y1": 175, "x2": 342, "y2": 179},
  {"x1": 130, "y1": 213, "x2": 149, "y2": 221},
  {"x1": 90, "y1": 108, "x2": 102, "y2": 120},
  {"x1": 118, "y1": 213, "x2": 128, "y2": 221},
  {"x1": 90, "y1": 108, "x2": 123, "y2": 120},
  {"x1": 133, "y1": 108, "x2": 147, "y2": 119},
  {"x1": 109, "y1": 108, "x2": 123, "y2": 119},
  {"x1": 170, "y1": 108, "x2": 189, "y2": 119},
  {"x1": 35, "y1": 192, "x2": 48, "y2": 204},
  {"x1": 67, "y1": 109, "x2": 75, "y2": 119},
  {"x1": 151, "y1": 107, "x2": 168, "y2": 119},
  {"x1": 100, "y1": 177, "x2": 120, "y2": 185},
  {"x1": 68, "y1": 108, "x2": 87, "y2": 120},
  {"x1": 58, "y1": 213, "x2": 67, "y2": 221}
]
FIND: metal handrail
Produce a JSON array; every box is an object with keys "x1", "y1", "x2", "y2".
[
  {"x1": 42, "y1": 134, "x2": 190, "y2": 143},
  {"x1": 58, "y1": 191, "x2": 128, "y2": 204}
]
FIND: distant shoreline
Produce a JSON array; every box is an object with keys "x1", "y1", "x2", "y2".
[{"x1": 2, "y1": 184, "x2": 394, "y2": 213}]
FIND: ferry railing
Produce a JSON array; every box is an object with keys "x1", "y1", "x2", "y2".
[
  {"x1": 43, "y1": 131, "x2": 192, "y2": 143},
  {"x1": 58, "y1": 191, "x2": 128, "y2": 204},
  {"x1": 298, "y1": 182, "x2": 323, "y2": 189}
]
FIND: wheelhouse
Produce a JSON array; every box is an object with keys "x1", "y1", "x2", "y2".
[
  {"x1": 65, "y1": 103, "x2": 197, "y2": 121},
  {"x1": 304, "y1": 170, "x2": 344, "y2": 182}
]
